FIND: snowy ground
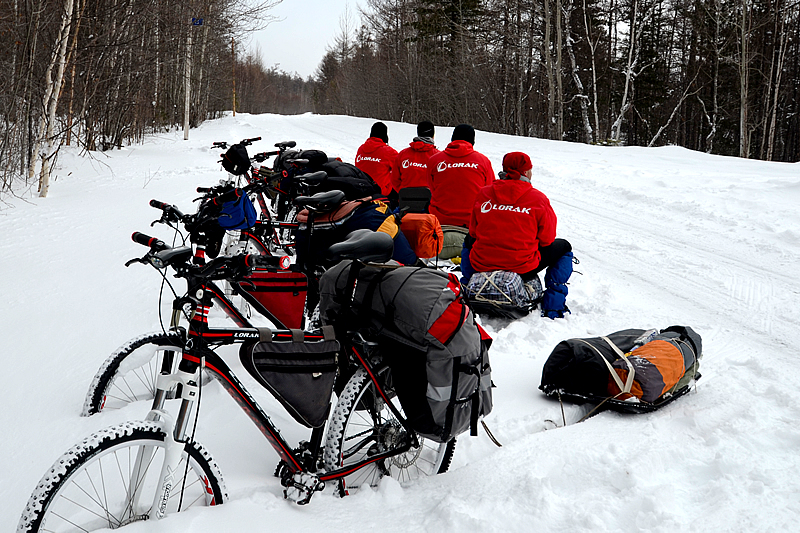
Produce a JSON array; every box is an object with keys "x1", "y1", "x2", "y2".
[{"x1": 1, "y1": 113, "x2": 798, "y2": 532}]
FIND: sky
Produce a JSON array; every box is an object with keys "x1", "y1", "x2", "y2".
[
  {"x1": 245, "y1": 0, "x2": 361, "y2": 79},
  {"x1": 6, "y1": 112, "x2": 800, "y2": 532}
]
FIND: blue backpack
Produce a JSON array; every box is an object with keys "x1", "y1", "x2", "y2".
[{"x1": 219, "y1": 193, "x2": 257, "y2": 230}]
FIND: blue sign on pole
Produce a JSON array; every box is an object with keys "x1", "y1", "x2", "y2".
[{"x1": 192, "y1": 18, "x2": 204, "y2": 26}]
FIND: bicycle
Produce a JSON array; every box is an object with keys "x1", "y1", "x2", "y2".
[
  {"x1": 81, "y1": 188, "x2": 355, "y2": 416},
  {"x1": 19, "y1": 231, "x2": 456, "y2": 532},
  {"x1": 212, "y1": 137, "x2": 303, "y2": 256}
]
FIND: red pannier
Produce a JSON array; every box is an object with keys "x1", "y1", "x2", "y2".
[{"x1": 235, "y1": 270, "x2": 308, "y2": 329}]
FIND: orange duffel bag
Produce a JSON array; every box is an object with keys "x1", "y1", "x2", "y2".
[{"x1": 400, "y1": 213, "x2": 444, "y2": 259}]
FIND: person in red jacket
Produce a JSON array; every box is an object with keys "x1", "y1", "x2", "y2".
[
  {"x1": 427, "y1": 124, "x2": 494, "y2": 227},
  {"x1": 391, "y1": 120, "x2": 440, "y2": 193},
  {"x1": 462, "y1": 151, "x2": 572, "y2": 317},
  {"x1": 355, "y1": 122, "x2": 398, "y2": 199}
]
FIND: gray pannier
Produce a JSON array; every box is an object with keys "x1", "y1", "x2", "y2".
[{"x1": 317, "y1": 261, "x2": 493, "y2": 443}]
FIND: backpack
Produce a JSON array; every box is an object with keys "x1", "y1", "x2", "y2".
[
  {"x1": 221, "y1": 143, "x2": 251, "y2": 176},
  {"x1": 539, "y1": 326, "x2": 702, "y2": 413},
  {"x1": 465, "y1": 271, "x2": 542, "y2": 319},
  {"x1": 319, "y1": 160, "x2": 382, "y2": 200},
  {"x1": 437, "y1": 225, "x2": 468, "y2": 260},
  {"x1": 317, "y1": 261, "x2": 493, "y2": 443}
]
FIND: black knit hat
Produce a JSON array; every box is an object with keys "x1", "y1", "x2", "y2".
[
  {"x1": 370, "y1": 121, "x2": 389, "y2": 143},
  {"x1": 417, "y1": 120, "x2": 435, "y2": 138},
  {"x1": 451, "y1": 124, "x2": 475, "y2": 145}
]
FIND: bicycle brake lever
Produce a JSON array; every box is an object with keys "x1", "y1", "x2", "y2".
[
  {"x1": 125, "y1": 257, "x2": 146, "y2": 267},
  {"x1": 238, "y1": 279, "x2": 257, "y2": 291}
]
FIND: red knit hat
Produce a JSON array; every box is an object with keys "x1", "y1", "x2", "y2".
[{"x1": 501, "y1": 152, "x2": 532, "y2": 180}]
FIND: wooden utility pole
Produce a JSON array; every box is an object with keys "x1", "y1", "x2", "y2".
[
  {"x1": 184, "y1": 17, "x2": 196, "y2": 140},
  {"x1": 232, "y1": 37, "x2": 236, "y2": 116}
]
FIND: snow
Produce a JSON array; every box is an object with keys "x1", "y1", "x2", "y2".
[{"x1": 2, "y1": 112, "x2": 799, "y2": 532}]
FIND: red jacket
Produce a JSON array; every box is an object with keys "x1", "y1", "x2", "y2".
[
  {"x1": 469, "y1": 178, "x2": 557, "y2": 274},
  {"x1": 355, "y1": 137, "x2": 398, "y2": 196},
  {"x1": 391, "y1": 141, "x2": 440, "y2": 191},
  {"x1": 427, "y1": 141, "x2": 494, "y2": 227}
]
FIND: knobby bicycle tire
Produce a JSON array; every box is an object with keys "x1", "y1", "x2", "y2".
[
  {"x1": 82, "y1": 332, "x2": 183, "y2": 416},
  {"x1": 323, "y1": 367, "x2": 455, "y2": 496},
  {"x1": 18, "y1": 421, "x2": 226, "y2": 532}
]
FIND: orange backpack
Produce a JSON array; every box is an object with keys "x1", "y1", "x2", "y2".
[{"x1": 400, "y1": 213, "x2": 444, "y2": 259}]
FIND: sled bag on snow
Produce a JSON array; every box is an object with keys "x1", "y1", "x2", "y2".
[
  {"x1": 465, "y1": 270, "x2": 542, "y2": 320},
  {"x1": 539, "y1": 326, "x2": 702, "y2": 412},
  {"x1": 234, "y1": 270, "x2": 308, "y2": 329},
  {"x1": 240, "y1": 328, "x2": 339, "y2": 428},
  {"x1": 317, "y1": 261, "x2": 493, "y2": 442},
  {"x1": 400, "y1": 213, "x2": 444, "y2": 259}
]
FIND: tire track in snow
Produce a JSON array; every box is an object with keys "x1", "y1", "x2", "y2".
[{"x1": 550, "y1": 190, "x2": 797, "y2": 349}]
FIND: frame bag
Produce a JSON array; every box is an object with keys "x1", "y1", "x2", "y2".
[{"x1": 240, "y1": 328, "x2": 339, "y2": 428}]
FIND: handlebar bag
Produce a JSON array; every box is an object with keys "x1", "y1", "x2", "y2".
[
  {"x1": 222, "y1": 143, "x2": 251, "y2": 175},
  {"x1": 240, "y1": 330, "x2": 340, "y2": 428},
  {"x1": 218, "y1": 194, "x2": 257, "y2": 230}
]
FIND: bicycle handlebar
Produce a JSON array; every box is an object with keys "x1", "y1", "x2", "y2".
[
  {"x1": 131, "y1": 232, "x2": 168, "y2": 251},
  {"x1": 211, "y1": 187, "x2": 242, "y2": 206},
  {"x1": 150, "y1": 199, "x2": 186, "y2": 222}
]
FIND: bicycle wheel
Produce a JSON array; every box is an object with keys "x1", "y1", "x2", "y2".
[
  {"x1": 82, "y1": 332, "x2": 183, "y2": 416},
  {"x1": 18, "y1": 421, "x2": 226, "y2": 532},
  {"x1": 323, "y1": 367, "x2": 456, "y2": 496}
]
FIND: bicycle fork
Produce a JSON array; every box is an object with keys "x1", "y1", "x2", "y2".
[{"x1": 131, "y1": 366, "x2": 200, "y2": 520}]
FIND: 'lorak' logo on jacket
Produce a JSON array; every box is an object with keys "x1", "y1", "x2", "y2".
[
  {"x1": 402, "y1": 159, "x2": 427, "y2": 169},
  {"x1": 436, "y1": 161, "x2": 479, "y2": 172},
  {"x1": 480, "y1": 200, "x2": 531, "y2": 214},
  {"x1": 356, "y1": 155, "x2": 383, "y2": 163}
]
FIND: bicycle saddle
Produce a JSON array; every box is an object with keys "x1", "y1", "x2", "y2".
[
  {"x1": 294, "y1": 190, "x2": 345, "y2": 212},
  {"x1": 327, "y1": 229, "x2": 394, "y2": 264},
  {"x1": 275, "y1": 141, "x2": 297, "y2": 150},
  {"x1": 295, "y1": 170, "x2": 328, "y2": 185}
]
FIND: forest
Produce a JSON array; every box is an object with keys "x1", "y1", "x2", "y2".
[
  {"x1": 316, "y1": 0, "x2": 799, "y2": 162},
  {"x1": 2, "y1": 0, "x2": 797, "y2": 197}
]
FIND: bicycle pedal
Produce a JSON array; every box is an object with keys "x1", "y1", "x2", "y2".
[{"x1": 283, "y1": 472, "x2": 324, "y2": 505}]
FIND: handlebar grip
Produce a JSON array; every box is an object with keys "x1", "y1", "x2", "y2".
[
  {"x1": 249, "y1": 254, "x2": 292, "y2": 270},
  {"x1": 149, "y1": 199, "x2": 168, "y2": 210},
  {"x1": 131, "y1": 232, "x2": 168, "y2": 251},
  {"x1": 244, "y1": 137, "x2": 262, "y2": 144},
  {"x1": 197, "y1": 187, "x2": 212, "y2": 193}
]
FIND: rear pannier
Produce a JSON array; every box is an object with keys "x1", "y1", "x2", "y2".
[
  {"x1": 317, "y1": 261, "x2": 493, "y2": 443},
  {"x1": 240, "y1": 329, "x2": 340, "y2": 428}
]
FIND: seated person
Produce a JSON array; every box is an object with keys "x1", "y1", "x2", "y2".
[{"x1": 461, "y1": 151, "x2": 572, "y2": 318}]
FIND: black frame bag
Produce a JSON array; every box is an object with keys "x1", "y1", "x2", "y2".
[{"x1": 239, "y1": 329, "x2": 340, "y2": 428}]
